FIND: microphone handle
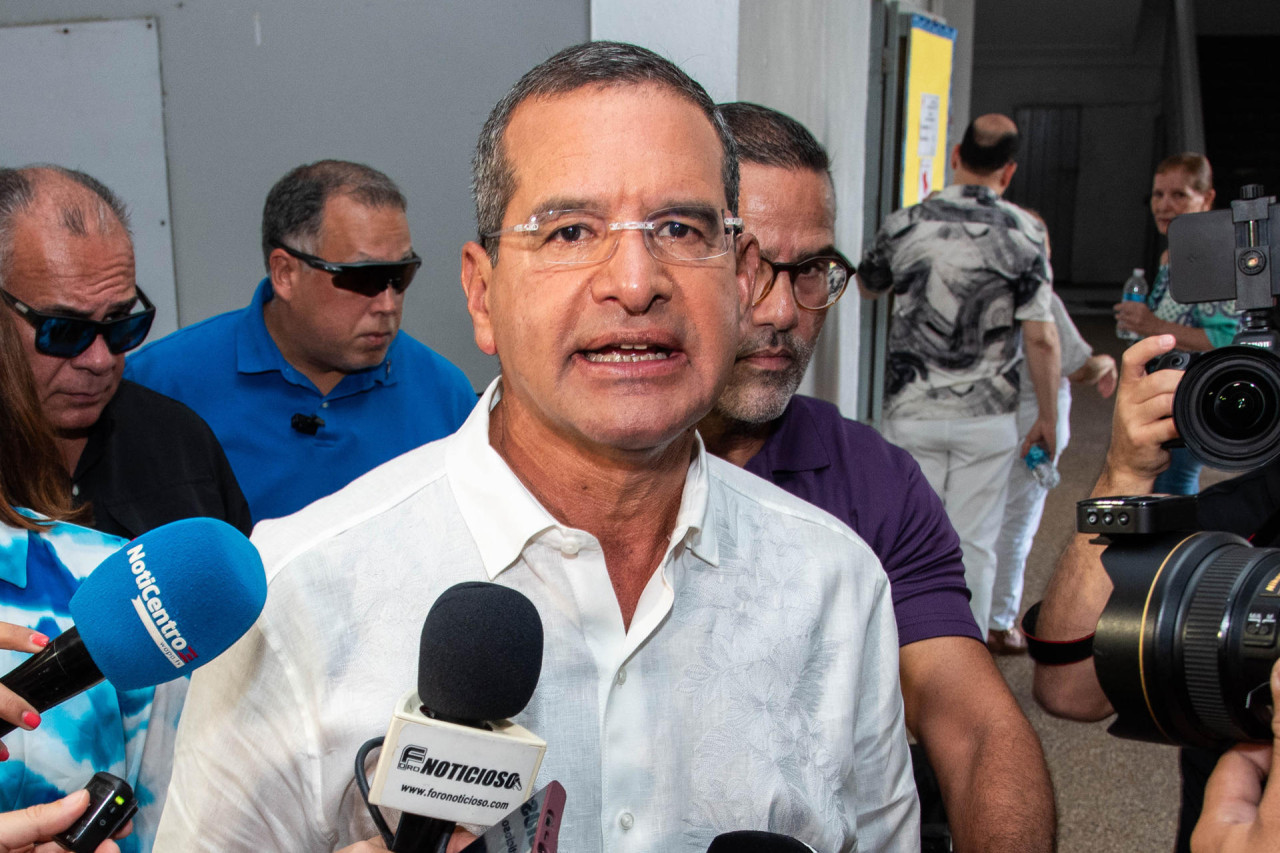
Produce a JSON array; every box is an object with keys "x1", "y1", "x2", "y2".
[
  {"x1": 0, "y1": 627, "x2": 104, "y2": 737},
  {"x1": 391, "y1": 813, "x2": 454, "y2": 853}
]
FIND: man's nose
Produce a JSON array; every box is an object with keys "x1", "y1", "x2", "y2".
[
  {"x1": 71, "y1": 333, "x2": 117, "y2": 373},
  {"x1": 751, "y1": 269, "x2": 800, "y2": 332},
  {"x1": 591, "y1": 231, "x2": 672, "y2": 314}
]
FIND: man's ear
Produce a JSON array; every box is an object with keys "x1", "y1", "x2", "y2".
[
  {"x1": 267, "y1": 248, "x2": 297, "y2": 304},
  {"x1": 734, "y1": 232, "x2": 761, "y2": 319},
  {"x1": 998, "y1": 161, "x2": 1018, "y2": 193},
  {"x1": 460, "y1": 241, "x2": 498, "y2": 356},
  {"x1": 950, "y1": 144, "x2": 961, "y2": 172}
]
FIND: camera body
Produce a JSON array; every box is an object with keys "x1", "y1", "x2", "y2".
[
  {"x1": 1147, "y1": 186, "x2": 1280, "y2": 471},
  {"x1": 1081, "y1": 495, "x2": 1280, "y2": 748}
]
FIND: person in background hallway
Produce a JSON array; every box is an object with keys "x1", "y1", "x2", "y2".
[
  {"x1": 859, "y1": 113, "x2": 1061, "y2": 634},
  {"x1": 0, "y1": 166, "x2": 250, "y2": 540},
  {"x1": 698, "y1": 101, "x2": 1055, "y2": 852},
  {"x1": 126, "y1": 160, "x2": 477, "y2": 524},
  {"x1": 988, "y1": 210, "x2": 1117, "y2": 655},
  {"x1": 1113, "y1": 153, "x2": 1240, "y2": 495}
]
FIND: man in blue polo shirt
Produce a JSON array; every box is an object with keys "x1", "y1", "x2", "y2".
[{"x1": 126, "y1": 160, "x2": 476, "y2": 524}]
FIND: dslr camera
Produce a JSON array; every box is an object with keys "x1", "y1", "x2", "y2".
[
  {"x1": 1081, "y1": 494, "x2": 1280, "y2": 749},
  {"x1": 1147, "y1": 184, "x2": 1280, "y2": 471},
  {"x1": 1079, "y1": 186, "x2": 1280, "y2": 750}
]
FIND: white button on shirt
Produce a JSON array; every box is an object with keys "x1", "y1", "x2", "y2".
[{"x1": 156, "y1": 379, "x2": 917, "y2": 853}]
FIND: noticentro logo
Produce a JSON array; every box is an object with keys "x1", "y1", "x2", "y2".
[
  {"x1": 396, "y1": 745, "x2": 523, "y2": 790},
  {"x1": 127, "y1": 543, "x2": 198, "y2": 667}
]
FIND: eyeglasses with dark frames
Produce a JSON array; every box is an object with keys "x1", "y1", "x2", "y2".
[
  {"x1": 0, "y1": 286, "x2": 156, "y2": 358},
  {"x1": 269, "y1": 240, "x2": 423, "y2": 297},
  {"x1": 753, "y1": 252, "x2": 855, "y2": 311}
]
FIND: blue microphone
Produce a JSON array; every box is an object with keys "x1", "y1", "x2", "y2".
[{"x1": 0, "y1": 518, "x2": 267, "y2": 735}]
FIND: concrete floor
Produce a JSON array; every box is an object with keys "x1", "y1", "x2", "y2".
[{"x1": 989, "y1": 315, "x2": 1234, "y2": 852}]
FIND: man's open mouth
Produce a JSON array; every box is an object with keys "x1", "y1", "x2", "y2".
[{"x1": 582, "y1": 343, "x2": 673, "y2": 363}]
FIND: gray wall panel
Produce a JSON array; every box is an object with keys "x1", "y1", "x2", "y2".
[{"x1": 0, "y1": 1, "x2": 590, "y2": 389}]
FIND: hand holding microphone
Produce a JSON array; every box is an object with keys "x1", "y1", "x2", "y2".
[
  {"x1": 0, "y1": 621, "x2": 53, "y2": 757},
  {"x1": 0, "y1": 517, "x2": 267, "y2": 737}
]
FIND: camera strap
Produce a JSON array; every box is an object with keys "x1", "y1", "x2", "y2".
[{"x1": 1020, "y1": 601, "x2": 1095, "y2": 665}]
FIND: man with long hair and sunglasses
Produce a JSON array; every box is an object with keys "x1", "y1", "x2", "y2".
[
  {"x1": 126, "y1": 160, "x2": 477, "y2": 525},
  {"x1": 0, "y1": 166, "x2": 250, "y2": 540},
  {"x1": 699, "y1": 102, "x2": 1054, "y2": 852}
]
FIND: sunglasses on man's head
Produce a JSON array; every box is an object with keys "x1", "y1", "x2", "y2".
[
  {"x1": 0, "y1": 287, "x2": 155, "y2": 358},
  {"x1": 270, "y1": 240, "x2": 422, "y2": 297}
]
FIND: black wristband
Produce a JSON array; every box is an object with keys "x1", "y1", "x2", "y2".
[{"x1": 1021, "y1": 601, "x2": 1095, "y2": 665}]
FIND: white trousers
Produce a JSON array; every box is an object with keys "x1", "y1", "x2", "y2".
[
  {"x1": 883, "y1": 413, "x2": 1018, "y2": 633},
  {"x1": 990, "y1": 381, "x2": 1073, "y2": 630}
]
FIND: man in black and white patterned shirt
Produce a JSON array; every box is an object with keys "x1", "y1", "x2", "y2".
[{"x1": 858, "y1": 113, "x2": 1061, "y2": 634}]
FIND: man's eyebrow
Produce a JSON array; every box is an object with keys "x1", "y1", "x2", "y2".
[{"x1": 37, "y1": 295, "x2": 139, "y2": 319}]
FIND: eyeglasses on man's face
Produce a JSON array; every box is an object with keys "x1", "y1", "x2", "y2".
[
  {"x1": 482, "y1": 206, "x2": 744, "y2": 268},
  {"x1": 753, "y1": 252, "x2": 855, "y2": 311},
  {"x1": 0, "y1": 286, "x2": 155, "y2": 358},
  {"x1": 270, "y1": 240, "x2": 422, "y2": 297}
]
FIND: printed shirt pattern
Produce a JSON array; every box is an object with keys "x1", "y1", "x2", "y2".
[
  {"x1": 860, "y1": 184, "x2": 1054, "y2": 420},
  {"x1": 0, "y1": 517, "x2": 184, "y2": 853}
]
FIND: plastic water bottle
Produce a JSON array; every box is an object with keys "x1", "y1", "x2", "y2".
[
  {"x1": 1024, "y1": 444, "x2": 1061, "y2": 489},
  {"x1": 1117, "y1": 268, "x2": 1148, "y2": 341}
]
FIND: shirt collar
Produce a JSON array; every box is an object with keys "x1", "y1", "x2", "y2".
[
  {"x1": 235, "y1": 276, "x2": 399, "y2": 396},
  {"x1": 941, "y1": 183, "x2": 999, "y2": 204},
  {"x1": 447, "y1": 378, "x2": 718, "y2": 580},
  {"x1": 0, "y1": 523, "x2": 29, "y2": 588},
  {"x1": 751, "y1": 397, "x2": 831, "y2": 476}
]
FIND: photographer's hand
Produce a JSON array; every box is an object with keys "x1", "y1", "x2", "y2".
[
  {"x1": 1032, "y1": 335, "x2": 1182, "y2": 721},
  {"x1": 1190, "y1": 658, "x2": 1280, "y2": 853}
]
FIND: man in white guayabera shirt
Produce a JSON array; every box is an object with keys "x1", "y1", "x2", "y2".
[{"x1": 155, "y1": 41, "x2": 917, "y2": 853}]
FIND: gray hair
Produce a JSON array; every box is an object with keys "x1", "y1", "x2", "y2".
[
  {"x1": 0, "y1": 166, "x2": 131, "y2": 285},
  {"x1": 717, "y1": 102, "x2": 831, "y2": 176},
  {"x1": 260, "y1": 159, "x2": 407, "y2": 269},
  {"x1": 472, "y1": 40, "x2": 739, "y2": 263}
]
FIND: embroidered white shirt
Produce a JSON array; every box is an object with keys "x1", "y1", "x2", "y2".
[{"x1": 155, "y1": 380, "x2": 917, "y2": 853}]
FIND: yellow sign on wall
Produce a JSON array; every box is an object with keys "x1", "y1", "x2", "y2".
[{"x1": 900, "y1": 15, "x2": 956, "y2": 208}]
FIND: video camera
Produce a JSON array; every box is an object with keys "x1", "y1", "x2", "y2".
[
  {"x1": 1080, "y1": 188, "x2": 1280, "y2": 750},
  {"x1": 1148, "y1": 184, "x2": 1280, "y2": 470},
  {"x1": 1081, "y1": 494, "x2": 1279, "y2": 749}
]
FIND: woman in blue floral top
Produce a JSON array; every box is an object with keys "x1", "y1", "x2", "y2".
[{"x1": 1114, "y1": 153, "x2": 1240, "y2": 493}]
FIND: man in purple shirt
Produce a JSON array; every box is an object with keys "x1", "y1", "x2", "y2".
[{"x1": 699, "y1": 102, "x2": 1055, "y2": 852}]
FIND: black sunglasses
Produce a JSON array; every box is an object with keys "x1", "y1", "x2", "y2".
[
  {"x1": 270, "y1": 240, "x2": 422, "y2": 297},
  {"x1": 0, "y1": 286, "x2": 155, "y2": 358}
]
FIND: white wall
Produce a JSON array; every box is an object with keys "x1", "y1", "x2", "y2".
[
  {"x1": 592, "y1": 0, "x2": 873, "y2": 416},
  {"x1": 0, "y1": 0, "x2": 591, "y2": 390}
]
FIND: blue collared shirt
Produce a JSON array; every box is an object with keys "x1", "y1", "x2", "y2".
[{"x1": 125, "y1": 278, "x2": 477, "y2": 524}]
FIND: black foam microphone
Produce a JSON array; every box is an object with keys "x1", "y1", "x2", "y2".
[
  {"x1": 707, "y1": 831, "x2": 818, "y2": 852},
  {"x1": 361, "y1": 582, "x2": 546, "y2": 853}
]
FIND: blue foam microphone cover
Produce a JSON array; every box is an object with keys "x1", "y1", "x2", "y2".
[
  {"x1": 68, "y1": 517, "x2": 267, "y2": 689},
  {"x1": 417, "y1": 581, "x2": 543, "y2": 723}
]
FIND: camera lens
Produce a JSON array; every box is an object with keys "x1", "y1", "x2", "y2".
[
  {"x1": 1094, "y1": 530, "x2": 1280, "y2": 748},
  {"x1": 1175, "y1": 346, "x2": 1280, "y2": 471},
  {"x1": 1209, "y1": 380, "x2": 1270, "y2": 438}
]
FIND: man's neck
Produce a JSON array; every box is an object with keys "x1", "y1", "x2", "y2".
[
  {"x1": 488, "y1": 396, "x2": 694, "y2": 630},
  {"x1": 262, "y1": 299, "x2": 346, "y2": 395},
  {"x1": 949, "y1": 169, "x2": 1006, "y2": 196},
  {"x1": 698, "y1": 410, "x2": 776, "y2": 469},
  {"x1": 55, "y1": 433, "x2": 89, "y2": 477}
]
